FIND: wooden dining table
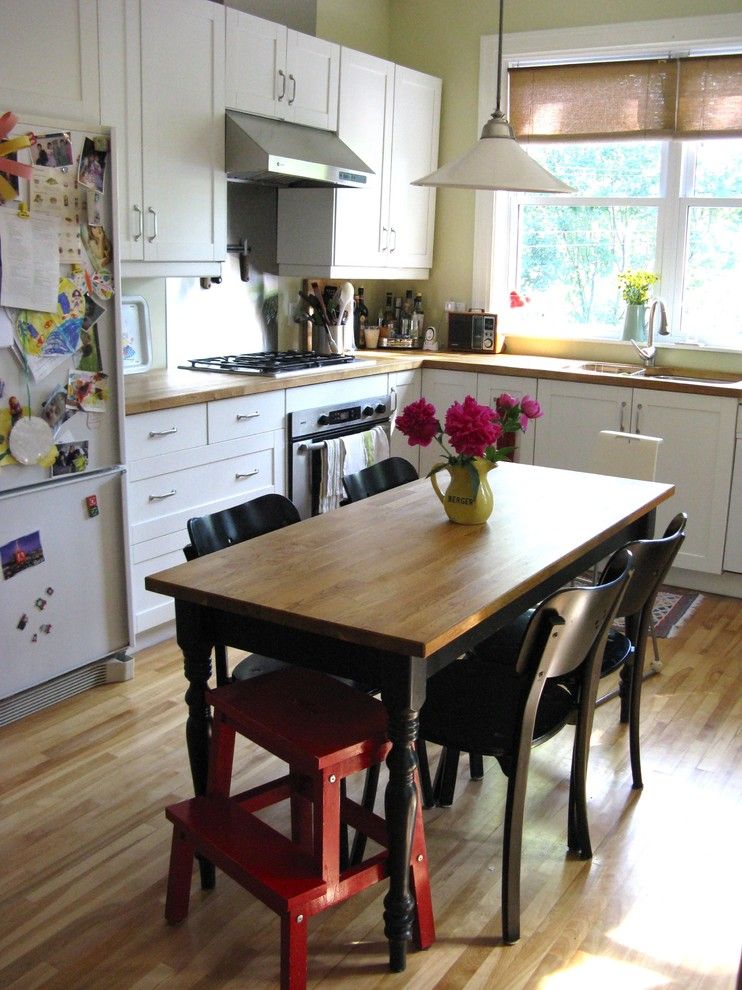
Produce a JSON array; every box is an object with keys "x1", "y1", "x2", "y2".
[{"x1": 146, "y1": 461, "x2": 674, "y2": 973}]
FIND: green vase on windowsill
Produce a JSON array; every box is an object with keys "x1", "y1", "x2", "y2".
[{"x1": 622, "y1": 304, "x2": 647, "y2": 342}]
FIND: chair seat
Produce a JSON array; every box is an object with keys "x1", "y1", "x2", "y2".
[
  {"x1": 232, "y1": 654, "x2": 375, "y2": 695},
  {"x1": 420, "y1": 656, "x2": 577, "y2": 758}
]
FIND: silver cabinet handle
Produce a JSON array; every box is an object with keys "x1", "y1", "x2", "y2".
[
  {"x1": 634, "y1": 403, "x2": 643, "y2": 434},
  {"x1": 235, "y1": 469, "x2": 259, "y2": 480},
  {"x1": 381, "y1": 226, "x2": 389, "y2": 252},
  {"x1": 133, "y1": 204, "x2": 143, "y2": 241},
  {"x1": 236, "y1": 412, "x2": 260, "y2": 421},
  {"x1": 147, "y1": 206, "x2": 158, "y2": 242},
  {"x1": 619, "y1": 400, "x2": 627, "y2": 432},
  {"x1": 148, "y1": 489, "x2": 176, "y2": 502},
  {"x1": 277, "y1": 69, "x2": 286, "y2": 101},
  {"x1": 389, "y1": 227, "x2": 397, "y2": 253},
  {"x1": 148, "y1": 427, "x2": 177, "y2": 437},
  {"x1": 288, "y1": 73, "x2": 296, "y2": 105}
]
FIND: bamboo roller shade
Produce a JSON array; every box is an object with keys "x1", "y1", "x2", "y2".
[{"x1": 509, "y1": 54, "x2": 742, "y2": 140}]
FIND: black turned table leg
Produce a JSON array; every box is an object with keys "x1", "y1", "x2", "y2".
[
  {"x1": 176, "y1": 601, "x2": 215, "y2": 889},
  {"x1": 381, "y1": 659, "x2": 427, "y2": 972}
]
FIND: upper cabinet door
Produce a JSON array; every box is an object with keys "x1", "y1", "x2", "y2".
[
  {"x1": 226, "y1": 10, "x2": 339, "y2": 131},
  {"x1": 226, "y1": 9, "x2": 284, "y2": 119},
  {"x1": 387, "y1": 66, "x2": 441, "y2": 269},
  {"x1": 333, "y1": 49, "x2": 395, "y2": 268},
  {"x1": 285, "y1": 30, "x2": 339, "y2": 130},
  {"x1": 139, "y1": 0, "x2": 226, "y2": 262},
  {"x1": 0, "y1": 0, "x2": 100, "y2": 125}
]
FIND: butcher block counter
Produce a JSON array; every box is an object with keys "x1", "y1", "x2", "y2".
[{"x1": 124, "y1": 351, "x2": 742, "y2": 415}]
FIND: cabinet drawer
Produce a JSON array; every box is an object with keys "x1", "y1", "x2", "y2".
[
  {"x1": 125, "y1": 404, "x2": 207, "y2": 461},
  {"x1": 131, "y1": 545, "x2": 182, "y2": 634},
  {"x1": 208, "y1": 390, "x2": 284, "y2": 442},
  {"x1": 128, "y1": 444, "x2": 279, "y2": 544}
]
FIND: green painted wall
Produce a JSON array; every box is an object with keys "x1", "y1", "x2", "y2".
[{"x1": 317, "y1": 0, "x2": 741, "y2": 331}]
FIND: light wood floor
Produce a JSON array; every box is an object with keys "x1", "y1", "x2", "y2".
[{"x1": 1, "y1": 593, "x2": 740, "y2": 990}]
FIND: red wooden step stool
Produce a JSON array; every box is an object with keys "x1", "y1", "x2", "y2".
[{"x1": 165, "y1": 667, "x2": 435, "y2": 990}]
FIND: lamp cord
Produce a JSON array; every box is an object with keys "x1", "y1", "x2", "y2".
[{"x1": 495, "y1": 0, "x2": 504, "y2": 113}]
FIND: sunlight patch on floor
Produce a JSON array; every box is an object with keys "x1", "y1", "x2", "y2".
[{"x1": 537, "y1": 951, "x2": 671, "y2": 990}]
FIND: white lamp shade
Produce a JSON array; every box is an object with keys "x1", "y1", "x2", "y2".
[{"x1": 413, "y1": 115, "x2": 575, "y2": 193}]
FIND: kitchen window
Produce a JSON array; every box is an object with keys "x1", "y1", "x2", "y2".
[{"x1": 477, "y1": 16, "x2": 742, "y2": 351}]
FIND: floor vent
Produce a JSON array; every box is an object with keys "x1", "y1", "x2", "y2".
[{"x1": 0, "y1": 654, "x2": 135, "y2": 728}]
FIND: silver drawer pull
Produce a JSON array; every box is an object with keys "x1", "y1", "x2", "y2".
[
  {"x1": 235, "y1": 469, "x2": 259, "y2": 480},
  {"x1": 236, "y1": 412, "x2": 260, "y2": 421},
  {"x1": 148, "y1": 427, "x2": 178, "y2": 437},
  {"x1": 148, "y1": 489, "x2": 177, "y2": 501}
]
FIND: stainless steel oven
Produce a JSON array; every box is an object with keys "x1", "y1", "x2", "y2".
[{"x1": 289, "y1": 393, "x2": 393, "y2": 518}]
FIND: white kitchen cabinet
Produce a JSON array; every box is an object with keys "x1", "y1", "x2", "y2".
[
  {"x1": 126, "y1": 391, "x2": 286, "y2": 636},
  {"x1": 225, "y1": 9, "x2": 339, "y2": 131},
  {"x1": 418, "y1": 368, "x2": 540, "y2": 476},
  {"x1": 534, "y1": 378, "x2": 737, "y2": 574},
  {"x1": 476, "y1": 374, "x2": 538, "y2": 466},
  {"x1": 418, "y1": 369, "x2": 478, "y2": 477},
  {"x1": 0, "y1": 0, "x2": 100, "y2": 125},
  {"x1": 276, "y1": 50, "x2": 441, "y2": 279},
  {"x1": 99, "y1": 0, "x2": 226, "y2": 270},
  {"x1": 534, "y1": 380, "x2": 634, "y2": 472},
  {"x1": 389, "y1": 369, "x2": 422, "y2": 472}
]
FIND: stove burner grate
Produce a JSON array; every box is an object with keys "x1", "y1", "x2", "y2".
[{"x1": 179, "y1": 351, "x2": 356, "y2": 377}]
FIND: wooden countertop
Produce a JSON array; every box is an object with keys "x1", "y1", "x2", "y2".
[{"x1": 124, "y1": 350, "x2": 742, "y2": 415}]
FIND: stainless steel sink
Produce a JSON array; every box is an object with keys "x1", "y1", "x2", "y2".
[
  {"x1": 638, "y1": 366, "x2": 742, "y2": 385},
  {"x1": 576, "y1": 361, "x2": 741, "y2": 385},
  {"x1": 576, "y1": 361, "x2": 644, "y2": 376}
]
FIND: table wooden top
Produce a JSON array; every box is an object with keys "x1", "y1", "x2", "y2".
[{"x1": 146, "y1": 462, "x2": 674, "y2": 658}]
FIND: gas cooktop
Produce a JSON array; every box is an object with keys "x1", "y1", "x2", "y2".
[{"x1": 179, "y1": 351, "x2": 357, "y2": 378}]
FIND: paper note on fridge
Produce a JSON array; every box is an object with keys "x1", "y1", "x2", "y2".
[{"x1": 0, "y1": 209, "x2": 60, "y2": 313}]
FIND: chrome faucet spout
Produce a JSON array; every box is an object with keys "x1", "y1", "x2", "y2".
[{"x1": 631, "y1": 299, "x2": 668, "y2": 367}]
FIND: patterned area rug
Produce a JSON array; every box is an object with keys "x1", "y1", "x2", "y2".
[{"x1": 652, "y1": 587, "x2": 704, "y2": 638}]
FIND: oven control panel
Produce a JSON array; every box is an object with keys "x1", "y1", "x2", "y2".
[{"x1": 290, "y1": 395, "x2": 391, "y2": 441}]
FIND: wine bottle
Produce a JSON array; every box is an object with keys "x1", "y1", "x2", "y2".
[{"x1": 412, "y1": 293, "x2": 424, "y2": 344}]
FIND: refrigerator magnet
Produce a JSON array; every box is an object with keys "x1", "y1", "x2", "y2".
[{"x1": 8, "y1": 416, "x2": 54, "y2": 465}]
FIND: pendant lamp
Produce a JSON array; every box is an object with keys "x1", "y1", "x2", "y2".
[{"x1": 413, "y1": 0, "x2": 574, "y2": 193}]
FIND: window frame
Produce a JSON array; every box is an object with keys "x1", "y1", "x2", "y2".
[{"x1": 474, "y1": 13, "x2": 742, "y2": 352}]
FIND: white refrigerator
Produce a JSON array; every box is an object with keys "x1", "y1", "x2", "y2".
[{"x1": 0, "y1": 123, "x2": 132, "y2": 719}]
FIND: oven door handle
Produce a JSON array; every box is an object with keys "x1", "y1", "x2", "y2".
[{"x1": 298, "y1": 441, "x2": 326, "y2": 452}]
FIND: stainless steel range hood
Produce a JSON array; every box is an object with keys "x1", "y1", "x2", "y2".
[{"x1": 225, "y1": 110, "x2": 371, "y2": 188}]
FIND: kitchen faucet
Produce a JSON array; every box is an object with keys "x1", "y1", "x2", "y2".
[{"x1": 631, "y1": 299, "x2": 669, "y2": 367}]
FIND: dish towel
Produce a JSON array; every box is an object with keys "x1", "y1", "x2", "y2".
[
  {"x1": 319, "y1": 427, "x2": 392, "y2": 513},
  {"x1": 318, "y1": 437, "x2": 345, "y2": 513}
]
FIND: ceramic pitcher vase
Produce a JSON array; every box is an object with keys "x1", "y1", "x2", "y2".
[
  {"x1": 430, "y1": 458, "x2": 495, "y2": 525},
  {"x1": 622, "y1": 304, "x2": 647, "y2": 342}
]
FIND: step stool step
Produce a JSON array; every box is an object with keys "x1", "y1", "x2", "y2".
[
  {"x1": 207, "y1": 668, "x2": 389, "y2": 771},
  {"x1": 167, "y1": 796, "x2": 329, "y2": 913}
]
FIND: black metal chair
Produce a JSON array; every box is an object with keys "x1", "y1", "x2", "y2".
[
  {"x1": 417, "y1": 548, "x2": 634, "y2": 944},
  {"x1": 342, "y1": 456, "x2": 418, "y2": 503},
  {"x1": 183, "y1": 492, "x2": 377, "y2": 867},
  {"x1": 183, "y1": 493, "x2": 301, "y2": 687},
  {"x1": 459, "y1": 512, "x2": 688, "y2": 794}
]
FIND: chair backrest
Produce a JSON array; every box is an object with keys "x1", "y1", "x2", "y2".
[
  {"x1": 343, "y1": 456, "x2": 419, "y2": 502},
  {"x1": 593, "y1": 430, "x2": 663, "y2": 482},
  {"x1": 185, "y1": 493, "x2": 301, "y2": 559},
  {"x1": 512, "y1": 548, "x2": 634, "y2": 756},
  {"x1": 610, "y1": 511, "x2": 687, "y2": 622}
]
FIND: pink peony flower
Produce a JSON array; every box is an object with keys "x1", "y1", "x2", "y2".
[
  {"x1": 444, "y1": 395, "x2": 502, "y2": 458},
  {"x1": 396, "y1": 397, "x2": 439, "y2": 447},
  {"x1": 520, "y1": 396, "x2": 542, "y2": 420}
]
